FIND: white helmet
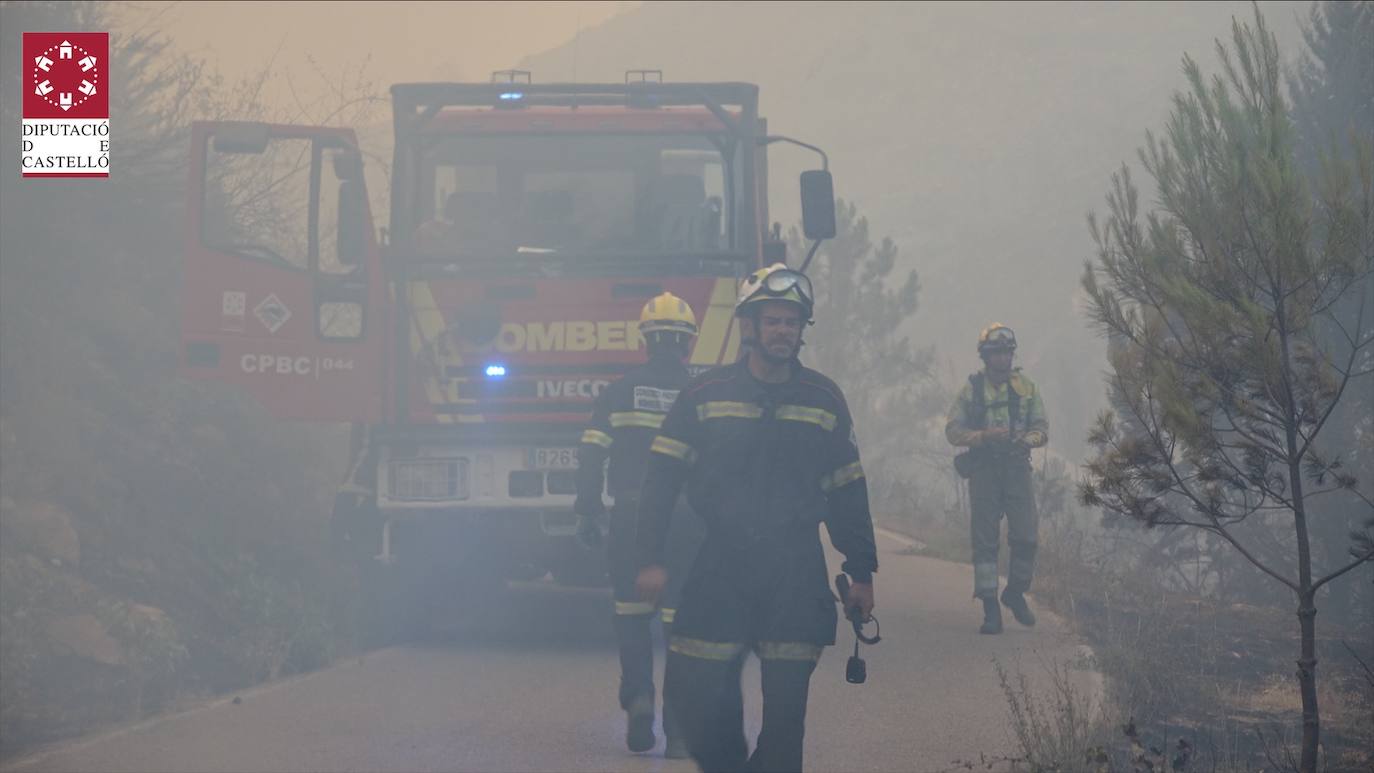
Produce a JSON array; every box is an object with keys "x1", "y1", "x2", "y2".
[{"x1": 735, "y1": 263, "x2": 815, "y2": 322}]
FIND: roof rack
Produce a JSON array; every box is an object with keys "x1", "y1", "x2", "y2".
[
  {"x1": 490, "y1": 70, "x2": 532, "y2": 84},
  {"x1": 391, "y1": 81, "x2": 759, "y2": 137}
]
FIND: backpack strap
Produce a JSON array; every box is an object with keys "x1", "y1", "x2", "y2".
[
  {"x1": 969, "y1": 372, "x2": 1027, "y2": 432},
  {"x1": 1008, "y1": 379, "x2": 1022, "y2": 432},
  {"x1": 967, "y1": 372, "x2": 987, "y2": 429}
]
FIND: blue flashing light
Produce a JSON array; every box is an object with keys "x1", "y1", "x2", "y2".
[
  {"x1": 485, "y1": 364, "x2": 508, "y2": 378},
  {"x1": 498, "y1": 92, "x2": 524, "y2": 101}
]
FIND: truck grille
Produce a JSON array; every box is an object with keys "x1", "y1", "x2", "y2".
[{"x1": 388, "y1": 459, "x2": 467, "y2": 501}]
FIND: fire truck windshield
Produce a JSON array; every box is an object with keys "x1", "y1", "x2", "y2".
[{"x1": 410, "y1": 133, "x2": 735, "y2": 262}]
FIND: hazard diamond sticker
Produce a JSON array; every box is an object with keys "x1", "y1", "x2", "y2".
[{"x1": 254, "y1": 294, "x2": 291, "y2": 334}]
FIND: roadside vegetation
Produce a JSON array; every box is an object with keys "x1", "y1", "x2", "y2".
[
  {"x1": 0, "y1": 2, "x2": 382, "y2": 754},
  {"x1": 981, "y1": 4, "x2": 1374, "y2": 771},
  {"x1": 794, "y1": 201, "x2": 954, "y2": 525}
]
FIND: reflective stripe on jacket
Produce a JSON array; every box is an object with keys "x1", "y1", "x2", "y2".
[
  {"x1": 575, "y1": 356, "x2": 690, "y2": 515},
  {"x1": 945, "y1": 368, "x2": 1049, "y2": 449},
  {"x1": 636, "y1": 360, "x2": 878, "y2": 584}
]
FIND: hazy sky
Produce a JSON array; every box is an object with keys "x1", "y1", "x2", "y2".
[{"x1": 113, "y1": 1, "x2": 635, "y2": 111}]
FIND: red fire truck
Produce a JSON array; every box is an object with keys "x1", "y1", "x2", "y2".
[{"x1": 180, "y1": 73, "x2": 834, "y2": 635}]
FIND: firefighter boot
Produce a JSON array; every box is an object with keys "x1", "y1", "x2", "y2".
[
  {"x1": 979, "y1": 596, "x2": 1003, "y2": 635},
  {"x1": 1001, "y1": 588, "x2": 1037, "y2": 627},
  {"x1": 664, "y1": 735, "x2": 690, "y2": 760},
  {"x1": 662, "y1": 692, "x2": 690, "y2": 759},
  {"x1": 626, "y1": 695, "x2": 656, "y2": 753}
]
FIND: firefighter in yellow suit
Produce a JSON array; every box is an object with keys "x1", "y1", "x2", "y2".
[{"x1": 945, "y1": 324, "x2": 1048, "y2": 634}]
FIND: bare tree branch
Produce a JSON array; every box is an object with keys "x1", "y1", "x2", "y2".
[{"x1": 1312, "y1": 546, "x2": 1374, "y2": 593}]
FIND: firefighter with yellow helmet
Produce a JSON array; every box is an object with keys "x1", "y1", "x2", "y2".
[
  {"x1": 575, "y1": 291, "x2": 705, "y2": 758},
  {"x1": 635, "y1": 264, "x2": 878, "y2": 771},
  {"x1": 945, "y1": 323, "x2": 1048, "y2": 634}
]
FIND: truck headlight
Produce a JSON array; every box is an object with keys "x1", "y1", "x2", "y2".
[{"x1": 387, "y1": 458, "x2": 467, "y2": 501}]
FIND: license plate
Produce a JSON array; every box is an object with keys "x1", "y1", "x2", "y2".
[{"x1": 528, "y1": 447, "x2": 578, "y2": 470}]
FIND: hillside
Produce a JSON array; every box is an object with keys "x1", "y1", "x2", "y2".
[{"x1": 521, "y1": 0, "x2": 1307, "y2": 461}]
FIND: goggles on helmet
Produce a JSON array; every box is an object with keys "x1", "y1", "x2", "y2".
[
  {"x1": 739, "y1": 268, "x2": 814, "y2": 312},
  {"x1": 978, "y1": 325, "x2": 1017, "y2": 353},
  {"x1": 762, "y1": 269, "x2": 814, "y2": 304},
  {"x1": 984, "y1": 328, "x2": 1015, "y2": 346}
]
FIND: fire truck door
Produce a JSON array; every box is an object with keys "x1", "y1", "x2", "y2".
[{"x1": 180, "y1": 121, "x2": 384, "y2": 422}]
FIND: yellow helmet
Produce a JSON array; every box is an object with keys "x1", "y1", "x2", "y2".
[
  {"x1": 640, "y1": 292, "x2": 699, "y2": 337},
  {"x1": 735, "y1": 263, "x2": 815, "y2": 321},
  {"x1": 977, "y1": 323, "x2": 1017, "y2": 354}
]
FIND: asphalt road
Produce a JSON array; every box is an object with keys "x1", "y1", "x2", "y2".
[{"x1": 4, "y1": 529, "x2": 1099, "y2": 773}]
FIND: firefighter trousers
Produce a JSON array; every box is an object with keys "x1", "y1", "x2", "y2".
[
  {"x1": 612, "y1": 616, "x2": 691, "y2": 745},
  {"x1": 609, "y1": 497, "x2": 702, "y2": 734},
  {"x1": 969, "y1": 458, "x2": 1038, "y2": 598},
  {"x1": 665, "y1": 646, "x2": 817, "y2": 773}
]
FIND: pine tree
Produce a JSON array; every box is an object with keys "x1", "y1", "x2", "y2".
[
  {"x1": 789, "y1": 200, "x2": 943, "y2": 519},
  {"x1": 1288, "y1": 0, "x2": 1374, "y2": 623},
  {"x1": 1290, "y1": 0, "x2": 1374, "y2": 171},
  {"x1": 1078, "y1": 9, "x2": 1374, "y2": 771}
]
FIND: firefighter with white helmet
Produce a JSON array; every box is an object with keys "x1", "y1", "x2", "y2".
[
  {"x1": 634, "y1": 263, "x2": 878, "y2": 771},
  {"x1": 946, "y1": 323, "x2": 1049, "y2": 634},
  {"x1": 575, "y1": 291, "x2": 705, "y2": 758}
]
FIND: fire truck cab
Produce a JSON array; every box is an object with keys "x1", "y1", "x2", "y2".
[{"x1": 180, "y1": 73, "x2": 835, "y2": 637}]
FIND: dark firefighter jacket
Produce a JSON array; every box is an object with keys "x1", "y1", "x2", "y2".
[
  {"x1": 634, "y1": 359, "x2": 878, "y2": 645},
  {"x1": 575, "y1": 355, "x2": 691, "y2": 514}
]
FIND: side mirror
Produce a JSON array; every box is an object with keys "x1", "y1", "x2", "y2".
[
  {"x1": 800, "y1": 170, "x2": 836, "y2": 241},
  {"x1": 337, "y1": 180, "x2": 369, "y2": 267}
]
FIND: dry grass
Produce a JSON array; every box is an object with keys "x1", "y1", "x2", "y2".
[
  {"x1": 996, "y1": 659, "x2": 1114, "y2": 772},
  {"x1": 886, "y1": 488, "x2": 1373, "y2": 770},
  {"x1": 1020, "y1": 522, "x2": 1374, "y2": 771}
]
